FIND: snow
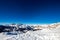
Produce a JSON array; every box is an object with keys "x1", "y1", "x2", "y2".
[
  {"x1": 0, "y1": 23, "x2": 60, "y2": 40},
  {"x1": 0, "y1": 28, "x2": 60, "y2": 40}
]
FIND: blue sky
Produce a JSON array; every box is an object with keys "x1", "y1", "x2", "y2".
[{"x1": 0, "y1": 0, "x2": 60, "y2": 24}]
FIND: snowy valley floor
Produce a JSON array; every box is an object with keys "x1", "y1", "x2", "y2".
[{"x1": 0, "y1": 26, "x2": 60, "y2": 40}]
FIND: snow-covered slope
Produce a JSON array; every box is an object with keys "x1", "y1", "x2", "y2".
[{"x1": 0, "y1": 22, "x2": 60, "y2": 40}]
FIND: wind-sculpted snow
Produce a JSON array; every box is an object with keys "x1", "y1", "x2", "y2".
[{"x1": 0, "y1": 23, "x2": 60, "y2": 40}]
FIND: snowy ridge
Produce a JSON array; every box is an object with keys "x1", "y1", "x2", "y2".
[{"x1": 0, "y1": 22, "x2": 60, "y2": 40}]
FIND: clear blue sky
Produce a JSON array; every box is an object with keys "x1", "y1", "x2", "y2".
[{"x1": 0, "y1": 0, "x2": 60, "y2": 24}]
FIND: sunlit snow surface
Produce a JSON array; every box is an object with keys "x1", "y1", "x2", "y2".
[{"x1": 0, "y1": 24, "x2": 60, "y2": 40}]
